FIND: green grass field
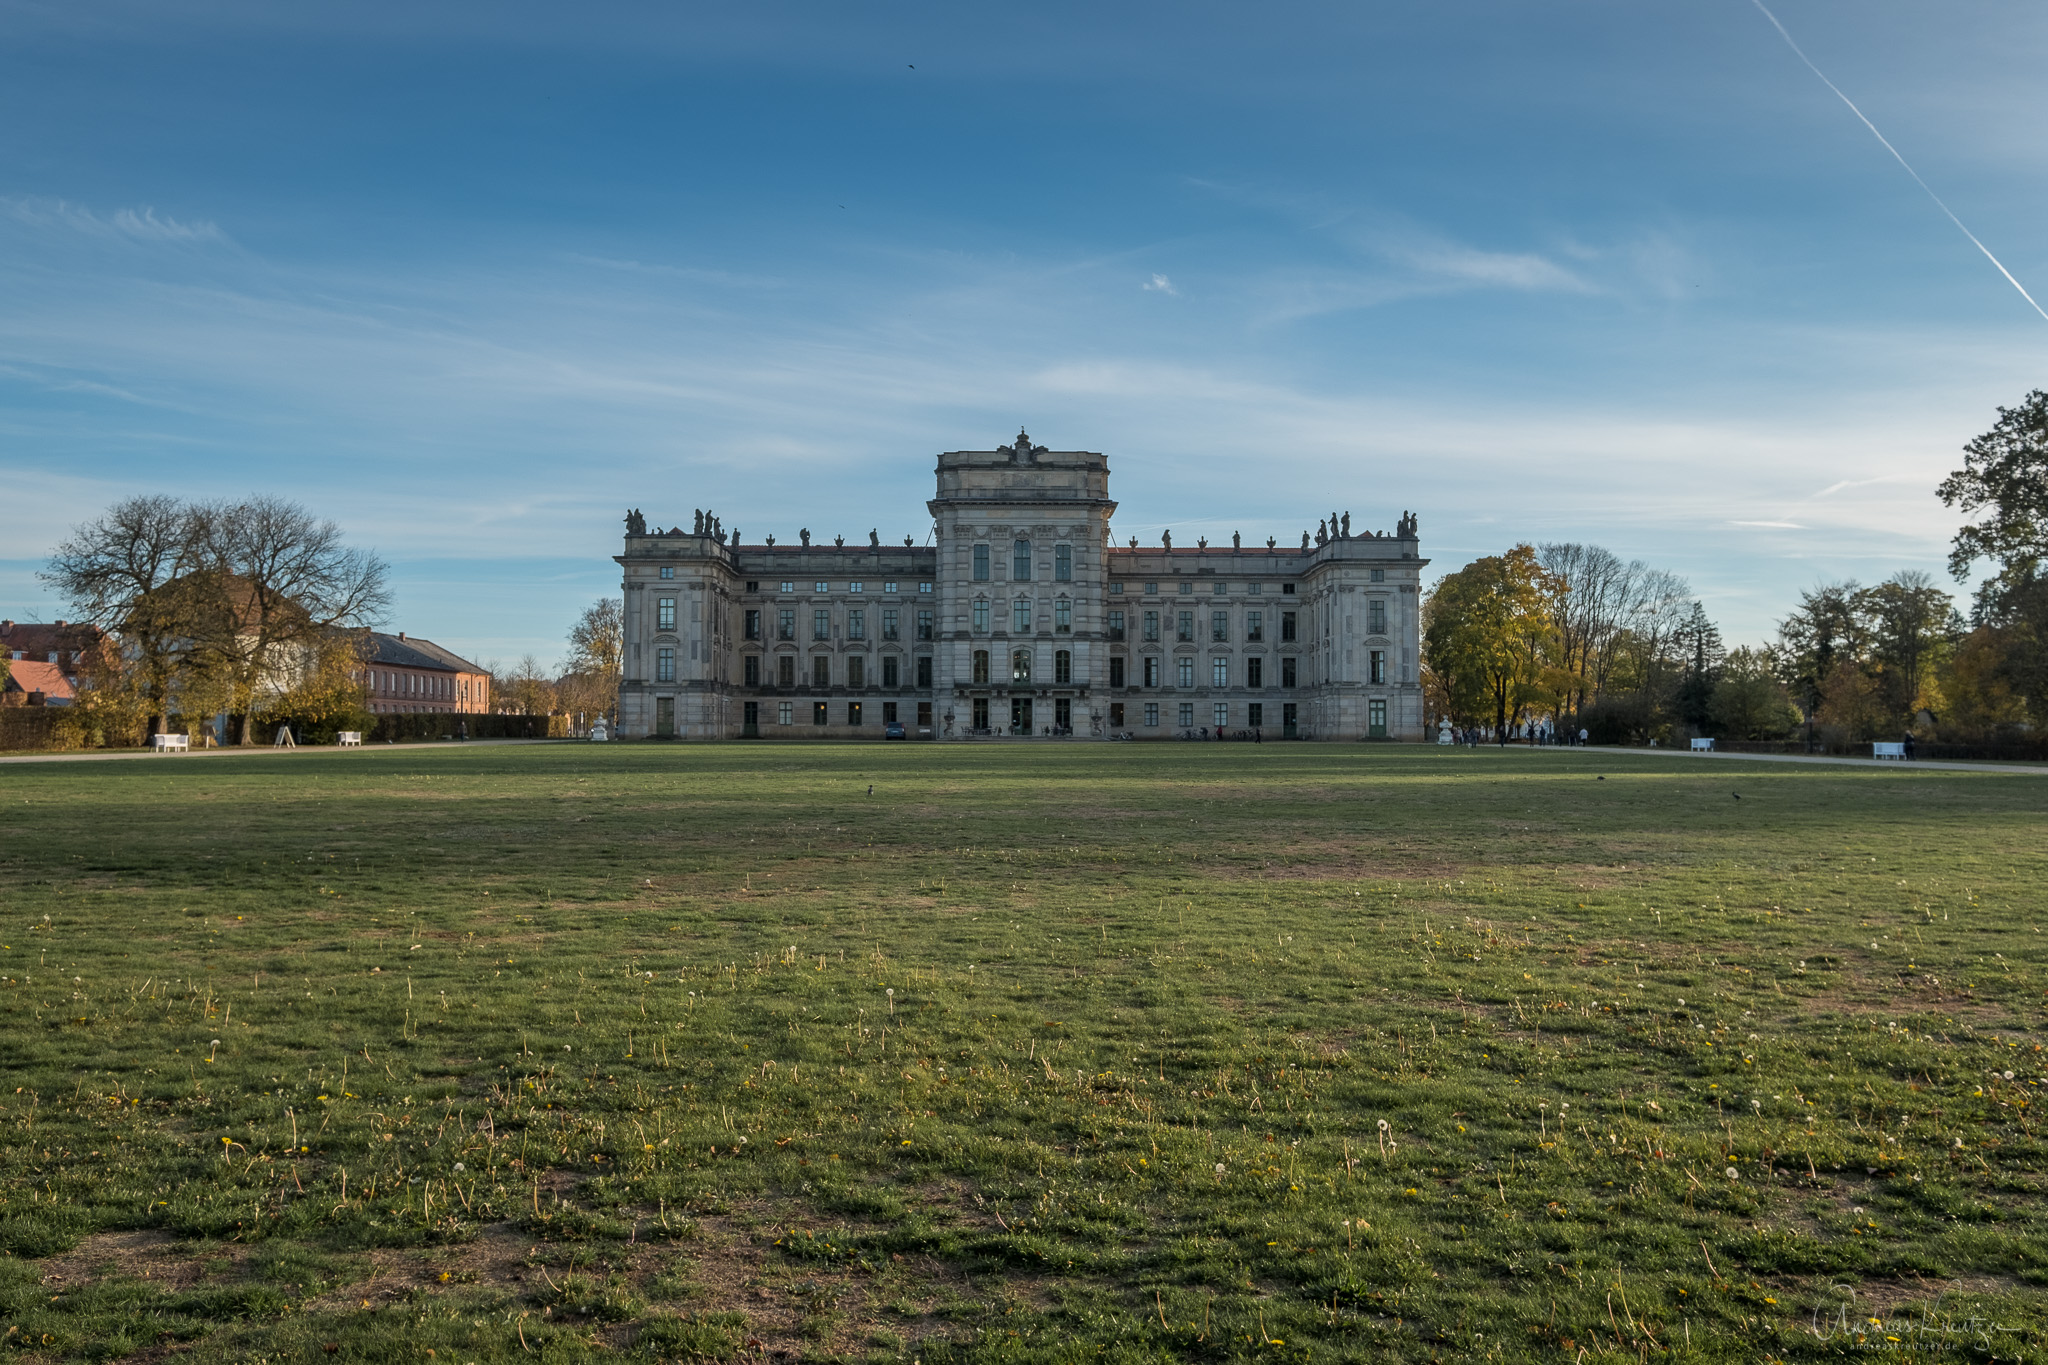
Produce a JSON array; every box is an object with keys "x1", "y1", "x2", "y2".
[{"x1": 2, "y1": 742, "x2": 2046, "y2": 1363}]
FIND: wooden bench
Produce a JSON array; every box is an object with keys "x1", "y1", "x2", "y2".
[
  {"x1": 1872, "y1": 741, "x2": 1907, "y2": 760},
  {"x1": 1689, "y1": 737, "x2": 1714, "y2": 752},
  {"x1": 150, "y1": 733, "x2": 190, "y2": 752},
  {"x1": 337, "y1": 731, "x2": 362, "y2": 747}
]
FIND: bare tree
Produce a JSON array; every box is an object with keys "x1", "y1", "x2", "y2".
[
  {"x1": 40, "y1": 495, "x2": 206, "y2": 736},
  {"x1": 190, "y1": 496, "x2": 389, "y2": 743}
]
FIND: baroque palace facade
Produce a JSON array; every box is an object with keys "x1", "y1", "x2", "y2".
[{"x1": 614, "y1": 432, "x2": 1426, "y2": 741}]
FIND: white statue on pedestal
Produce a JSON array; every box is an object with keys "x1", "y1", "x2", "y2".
[
  {"x1": 1437, "y1": 716, "x2": 1453, "y2": 746},
  {"x1": 590, "y1": 713, "x2": 611, "y2": 742}
]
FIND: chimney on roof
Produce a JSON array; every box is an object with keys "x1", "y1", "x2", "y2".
[
  {"x1": 1, "y1": 620, "x2": 11, "y2": 633},
  {"x1": 54, "y1": 620, "x2": 66, "y2": 629},
  {"x1": 398, "y1": 632, "x2": 406, "y2": 641}
]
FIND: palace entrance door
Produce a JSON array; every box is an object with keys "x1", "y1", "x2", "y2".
[{"x1": 1010, "y1": 697, "x2": 1033, "y2": 735}]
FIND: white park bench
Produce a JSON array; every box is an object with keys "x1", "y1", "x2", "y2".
[
  {"x1": 1689, "y1": 737, "x2": 1714, "y2": 752},
  {"x1": 337, "y1": 731, "x2": 363, "y2": 747},
  {"x1": 150, "y1": 733, "x2": 190, "y2": 752},
  {"x1": 1872, "y1": 742, "x2": 1907, "y2": 760}
]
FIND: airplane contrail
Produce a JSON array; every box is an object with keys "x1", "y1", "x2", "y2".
[{"x1": 1749, "y1": 0, "x2": 2048, "y2": 324}]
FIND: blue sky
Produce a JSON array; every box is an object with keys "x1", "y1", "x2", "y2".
[{"x1": 4, "y1": 0, "x2": 2045, "y2": 666}]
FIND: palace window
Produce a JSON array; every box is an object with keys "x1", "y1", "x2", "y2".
[
  {"x1": 1281, "y1": 657, "x2": 1297, "y2": 688},
  {"x1": 1370, "y1": 698, "x2": 1387, "y2": 736},
  {"x1": 659, "y1": 565, "x2": 674, "y2": 580},
  {"x1": 812, "y1": 656, "x2": 831, "y2": 688},
  {"x1": 848, "y1": 701, "x2": 863, "y2": 725},
  {"x1": 778, "y1": 701, "x2": 793, "y2": 725},
  {"x1": 1109, "y1": 656, "x2": 1125, "y2": 688},
  {"x1": 884, "y1": 581, "x2": 898, "y2": 593},
  {"x1": 849, "y1": 581, "x2": 864, "y2": 593},
  {"x1": 1212, "y1": 657, "x2": 1228, "y2": 687},
  {"x1": 1012, "y1": 597, "x2": 1031, "y2": 632},
  {"x1": 1246, "y1": 656, "x2": 1263, "y2": 688},
  {"x1": 882, "y1": 655, "x2": 899, "y2": 688},
  {"x1": 973, "y1": 545, "x2": 990, "y2": 581},
  {"x1": 744, "y1": 655, "x2": 760, "y2": 686},
  {"x1": 1211, "y1": 610, "x2": 1228, "y2": 642},
  {"x1": 1280, "y1": 611, "x2": 1297, "y2": 642},
  {"x1": 744, "y1": 609, "x2": 761, "y2": 640},
  {"x1": 814, "y1": 701, "x2": 828, "y2": 725},
  {"x1": 813, "y1": 609, "x2": 831, "y2": 640},
  {"x1": 1371, "y1": 567, "x2": 1385, "y2": 583},
  {"x1": 1178, "y1": 702, "x2": 1195, "y2": 728},
  {"x1": 1144, "y1": 702, "x2": 1159, "y2": 727},
  {"x1": 1012, "y1": 649, "x2": 1031, "y2": 684},
  {"x1": 917, "y1": 608, "x2": 934, "y2": 640},
  {"x1": 656, "y1": 647, "x2": 675, "y2": 682},
  {"x1": 848, "y1": 608, "x2": 866, "y2": 641},
  {"x1": 1179, "y1": 582, "x2": 1192, "y2": 595},
  {"x1": 1248, "y1": 582, "x2": 1262, "y2": 595},
  {"x1": 657, "y1": 597, "x2": 676, "y2": 631},
  {"x1": 1110, "y1": 701, "x2": 1124, "y2": 726},
  {"x1": 1108, "y1": 608, "x2": 1125, "y2": 640},
  {"x1": 1143, "y1": 656, "x2": 1161, "y2": 688},
  {"x1": 1370, "y1": 649, "x2": 1386, "y2": 684},
  {"x1": 1110, "y1": 582, "x2": 1124, "y2": 594},
  {"x1": 1055, "y1": 650, "x2": 1072, "y2": 684},
  {"x1": 778, "y1": 609, "x2": 795, "y2": 641},
  {"x1": 1283, "y1": 582, "x2": 1296, "y2": 594},
  {"x1": 1177, "y1": 611, "x2": 1194, "y2": 642},
  {"x1": 973, "y1": 697, "x2": 989, "y2": 730},
  {"x1": 918, "y1": 582, "x2": 933, "y2": 593},
  {"x1": 848, "y1": 656, "x2": 866, "y2": 688},
  {"x1": 1176, "y1": 657, "x2": 1194, "y2": 688},
  {"x1": 972, "y1": 598, "x2": 990, "y2": 633},
  {"x1": 814, "y1": 581, "x2": 828, "y2": 593},
  {"x1": 1143, "y1": 610, "x2": 1160, "y2": 642},
  {"x1": 1213, "y1": 581, "x2": 1227, "y2": 595},
  {"x1": 778, "y1": 656, "x2": 796, "y2": 687},
  {"x1": 883, "y1": 702, "x2": 897, "y2": 722},
  {"x1": 1013, "y1": 538, "x2": 1032, "y2": 580},
  {"x1": 1214, "y1": 703, "x2": 1229, "y2": 728},
  {"x1": 1248, "y1": 702, "x2": 1263, "y2": 726},
  {"x1": 1143, "y1": 582, "x2": 1157, "y2": 595},
  {"x1": 1054, "y1": 597, "x2": 1071, "y2": 633},
  {"x1": 1368, "y1": 600, "x2": 1387, "y2": 635},
  {"x1": 882, "y1": 608, "x2": 899, "y2": 640},
  {"x1": 917, "y1": 656, "x2": 933, "y2": 687},
  {"x1": 972, "y1": 650, "x2": 990, "y2": 684},
  {"x1": 1246, "y1": 610, "x2": 1262, "y2": 641},
  {"x1": 1054, "y1": 544, "x2": 1072, "y2": 581},
  {"x1": 780, "y1": 581, "x2": 794, "y2": 593}
]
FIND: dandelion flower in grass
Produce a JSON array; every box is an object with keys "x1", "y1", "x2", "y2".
[
  {"x1": 453, "y1": 1163, "x2": 464, "y2": 1172},
  {"x1": 1377, "y1": 1120, "x2": 1390, "y2": 1132},
  {"x1": 1215, "y1": 1163, "x2": 1226, "y2": 1175},
  {"x1": 1726, "y1": 1167, "x2": 1739, "y2": 1179},
  {"x1": 2004, "y1": 1071, "x2": 2016, "y2": 1081}
]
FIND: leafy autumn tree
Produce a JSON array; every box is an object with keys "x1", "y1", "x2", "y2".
[
  {"x1": 1423, "y1": 545, "x2": 1561, "y2": 732},
  {"x1": 1939, "y1": 389, "x2": 2048, "y2": 614},
  {"x1": 559, "y1": 597, "x2": 623, "y2": 721},
  {"x1": 1708, "y1": 647, "x2": 1800, "y2": 740}
]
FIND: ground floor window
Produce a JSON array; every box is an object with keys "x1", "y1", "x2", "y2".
[
  {"x1": 1144, "y1": 702, "x2": 1159, "y2": 727},
  {"x1": 848, "y1": 701, "x2": 862, "y2": 726},
  {"x1": 1369, "y1": 698, "x2": 1387, "y2": 737},
  {"x1": 1248, "y1": 702, "x2": 1263, "y2": 727},
  {"x1": 743, "y1": 701, "x2": 759, "y2": 732},
  {"x1": 1214, "y1": 702, "x2": 1228, "y2": 729},
  {"x1": 1055, "y1": 697, "x2": 1071, "y2": 729},
  {"x1": 656, "y1": 697, "x2": 675, "y2": 735},
  {"x1": 1177, "y1": 702, "x2": 1194, "y2": 728},
  {"x1": 813, "y1": 701, "x2": 828, "y2": 725},
  {"x1": 1283, "y1": 701, "x2": 1298, "y2": 734},
  {"x1": 1109, "y1": 702, "x2": 1124, "y2": 726},
  {"x1": 778, "y1": 701, "x2": 793, "y2": 725},
  {"x1": 917, "y1": 701, "x2": 932, "y2": 727},
  {"x1": 972, "y1": 697, "x2": 989, "y2": 730},
  {"x1": 883, "y1": 701, "x2": 898, "y2": 723}
]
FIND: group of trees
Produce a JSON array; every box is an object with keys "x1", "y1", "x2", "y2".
[
  {"x1": 42, "y1": 495, "x2": 388, "y2": 743},
  {"x1": 476, "y1": 600, "x2": 623, "y2": 722},
  {"x1": 1425, "y1": 388, "x2": 2048, "y2": 746}
]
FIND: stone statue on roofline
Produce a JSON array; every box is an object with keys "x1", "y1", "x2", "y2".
[
  {"x1": 870, "y1": 529, "x2": 880, "y2": 548},
  {"x1": 1340, "y1": 512, "x2": 1351, "y2": 538},
  {"x1": 1301, "y1": 531, "x2": 1311, "y2": 550},
  {"x1": 800, "y1": 528, "x2": 811, "y2": 547},
  {"x1": 1161, "y1": 529, "x2": 1172, "y2": 550},
  {"x1": 625, "y1": 509, "x2": 646, "y2": 536}
]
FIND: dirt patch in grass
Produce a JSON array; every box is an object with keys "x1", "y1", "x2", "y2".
[{"x1": 36, "y1": 1229, "x2": 210, "y2": 1292}]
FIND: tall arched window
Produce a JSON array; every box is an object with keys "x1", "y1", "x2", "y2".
[
  {"x1": 1013, "y1": 538, "x2": 1032, "y2": 580},
  {"x1": 1012, "y1": 597, "x2": 1031, "y2": 633},
  {"x1": 973, "y1": 544, "x2": 990, "y2": 581},
  {"x1": 1012, "y1": 650, "x2": 1032, "y2": 684},
  {"x1": 1054, "y1": 650, "x2": 1072, "y2": 684},
  {"x1": 972, "y1": 650, "x2": 990, "y2": 684},
  {"x1": 972, "y1": 597, "x2": 990, "y2": 633},
  {"x1": 1054, "y1": 544, "x2": 1072, "y2": 581}
]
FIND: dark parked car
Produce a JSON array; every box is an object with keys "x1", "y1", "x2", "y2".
[{"x1": 884, "y1": 721, "x2": 907, "y2": 740}]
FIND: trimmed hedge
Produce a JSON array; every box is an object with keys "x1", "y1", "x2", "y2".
[
  {"x1": 365, "y1": 713, "x2": 567, "y2": 743},
  {"x1": 0, "y1": 707, "x2": 63, "y2": 752}
]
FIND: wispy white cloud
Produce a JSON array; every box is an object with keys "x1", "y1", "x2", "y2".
[
  {"x1": 1731, "y1": 520, "x2": 1805, "y2": 528},
  {"x1": 2, "y1": 197, "x2": 228, "y2": 246},
  {"x1": 1386, "y1": 239, "x2": 1593, "y2": 294},
  {"x1": 1142, "y1": 273, "x2": 1178, "y2": 295}
]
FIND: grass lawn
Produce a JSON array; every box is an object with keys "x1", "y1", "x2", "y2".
[{"x1": 2, "y1": 742, "x2": 2045, "y2": 1363}]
